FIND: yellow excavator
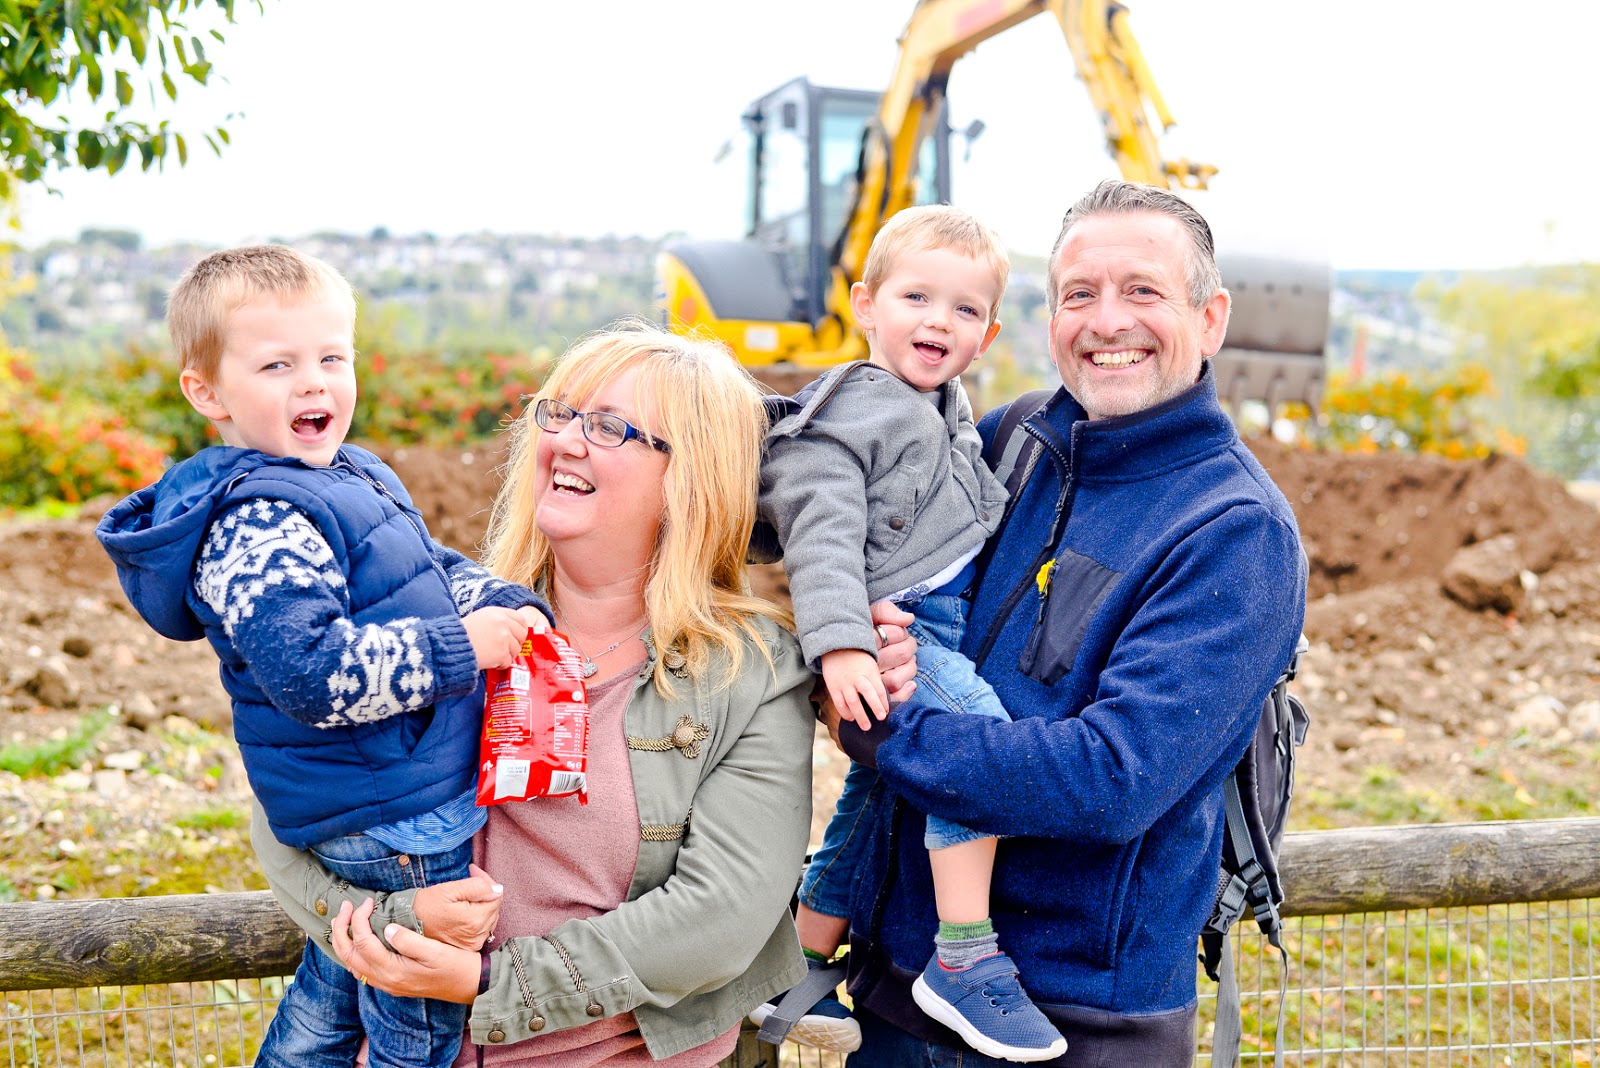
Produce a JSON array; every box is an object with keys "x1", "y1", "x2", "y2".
[{"x1": 657, "y1": 0, "x2": 1328, "y2": 411}]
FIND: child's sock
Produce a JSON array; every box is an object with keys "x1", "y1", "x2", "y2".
[
  {"x1": 803, "y1": 948, "x2": 833, "y2": 964},
  {"x1": 934, "y1": 918, "x2": 999, "y2": 970}
]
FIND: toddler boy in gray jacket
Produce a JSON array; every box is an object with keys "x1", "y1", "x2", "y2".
[{"x1": 750, "y1": 206, "x2": 1067, "y2": 1062}]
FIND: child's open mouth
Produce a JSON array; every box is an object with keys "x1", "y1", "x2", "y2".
[
  {"x1": 292, "y1": 413, "x2": 330, "y2": 438},
  {"x1": 914, "y1": 341, "x2": 948, "y2": 361}
]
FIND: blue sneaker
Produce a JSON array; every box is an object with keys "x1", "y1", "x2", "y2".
[
  {"x1": 912, "y1": 951, "x2": 1067, "y2": 1063},
  {"x1": 748, "y1": 955, "x2": 861, "y2": 1052}
]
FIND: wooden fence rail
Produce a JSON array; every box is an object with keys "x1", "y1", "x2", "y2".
[{"x1": 3, "y1": 818, "x2": 1600, "y2": 993}]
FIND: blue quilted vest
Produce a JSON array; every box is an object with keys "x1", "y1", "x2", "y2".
[{"x1": 98, "y1": 446, "x2": 483, "y2": 847}]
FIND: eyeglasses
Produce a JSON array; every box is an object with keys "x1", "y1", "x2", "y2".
[{"x1": 531, "y1": 398, "x2": 671, "y2": 454}]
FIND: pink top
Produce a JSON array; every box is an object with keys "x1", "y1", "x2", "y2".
[{"x1": 455, "y1": 663, "x2": 739, "y2": 1068}]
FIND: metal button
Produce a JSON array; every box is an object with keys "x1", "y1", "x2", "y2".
[
  {"x1": 586, "y1": 1002, "x2": 604, "y2": 1017},
  {"x1": 396, "y1": 855, "x2": 411, "y2": 867},
  {"x1": 889, "y1": 517, "x2": 905, "y2": 530},
  {"x1": 529, "y1": 1015, "x2": 546, "y2": 1032},
  {"x1": 314, "y1": 900, "x2": 328, "y2": 916},
  {"x1": 487, "y1": 1029, "x2": 506, "y2": 1043},
  {"x1": 672, "y1": 723, "x2": 695, "y2": 747},
  {"x1": 980, "y1": 510, "x2": 991, "y2": 522}
]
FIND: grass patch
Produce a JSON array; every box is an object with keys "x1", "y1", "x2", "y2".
[
  {"x1": 0, "y1": 711, "x2": 110, "y2": 777},
  {"x1": 0, "y1": 499, "x2": 84, "y2": 523},
  {"x1": 174, "y1": 805, "x2": 246, "y2": 832}
]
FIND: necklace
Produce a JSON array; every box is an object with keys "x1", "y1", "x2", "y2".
[{"x1": 552, "y1": 609, "x2": 646, "y2": 679}]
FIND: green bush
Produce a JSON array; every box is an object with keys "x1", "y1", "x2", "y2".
[
  {"x1": 1, "y1": 340, "x2": 558, "y2": 510},
  {"x1": 0, "y1": 350, "x2": 171, "y2": 508},
  {"x1": 352, "y1": 347, "x2": 555, "y2": 447}
]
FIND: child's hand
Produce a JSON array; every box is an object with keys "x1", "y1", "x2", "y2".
[
  {"x1": 821, "y1": 648, "x2": 890, "y2": 730},
  {"x1": 464, "y1": 606, "x2": 531, "y2": 669},
  {"x1": 517, "y1": 605, "x2": 552, "y2": 634}
]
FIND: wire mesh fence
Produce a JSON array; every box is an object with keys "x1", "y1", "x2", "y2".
[
  {"x1": 3, "y1": 978, "x2": 282, "y2": 1068},
  {"x1": 4, "y1": 898, "x2": 1595, "y2": 1067}
]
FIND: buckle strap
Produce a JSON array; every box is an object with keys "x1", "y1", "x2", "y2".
[
  {"x1": 755, "y1": 955, "x2": 851, "y2": 1046},
  {"x1": 1209, "y1": 873, "x2": 1249, "y2": 934},
  {"x1": 955, "y1": 951, "x2": 1020, "y2": 989}
]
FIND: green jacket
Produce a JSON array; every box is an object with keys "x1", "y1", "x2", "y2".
[{"x1": 251, "y1": 616, "x2": 814, "y2": 1059}]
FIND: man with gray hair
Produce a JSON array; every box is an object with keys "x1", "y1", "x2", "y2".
[{"x1": 835, "y1": 179, "x2": 1307, "y2": 1066}]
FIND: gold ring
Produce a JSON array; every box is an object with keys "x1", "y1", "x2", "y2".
[{"x1": 875, "y1": 625, "x2": 889, "y2": 648}]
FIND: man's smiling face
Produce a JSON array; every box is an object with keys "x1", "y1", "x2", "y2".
[{"x1": 1047, "y1": 211, "x2": 1229, "y2": 420}]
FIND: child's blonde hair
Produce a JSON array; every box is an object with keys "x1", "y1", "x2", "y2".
[
  {"x1": 168, "y1": 245, "x2": 356, "y2": 382},
  {"x1": 860, "y1": 205, "x2": 1011, "y2": 318},
  {"x1": 483, "y1": 322, "x2": 788, "y2": 696}
]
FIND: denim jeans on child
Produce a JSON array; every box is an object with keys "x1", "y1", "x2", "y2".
[
  {"x1": 255, "y1": 835, "x2": 472, "y2": 1068},
  {"x1": 798, "y1": 584, "x2": 1012, "y2": 920}
]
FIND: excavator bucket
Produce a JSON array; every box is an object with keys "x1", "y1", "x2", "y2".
[{"x1": 1213, "y1": 249, "x2": 1331, "y2": 416}]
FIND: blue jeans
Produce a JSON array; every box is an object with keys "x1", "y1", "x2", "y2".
[
  {"x1": 799, "y1": 590, "x2": 1011, "y2": 919},
  {"x1": 256, "y1": 834, "x2": 472, "y2": 1068}
]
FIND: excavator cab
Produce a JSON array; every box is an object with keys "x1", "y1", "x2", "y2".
[
  {"x1": 659, "y1": 78, "x2": 950, "y2": 369},
  {"x1": 742, "y1": 78, "x2": 951, "y2": 329}
]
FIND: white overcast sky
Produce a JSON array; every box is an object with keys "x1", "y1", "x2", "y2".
[{"x1": 14, "y1": 1, "x2": 1595, "y2": 270}]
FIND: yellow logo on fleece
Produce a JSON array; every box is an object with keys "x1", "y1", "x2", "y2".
[{"x1": 1036, "y1": 558, "x2": 1057, "y2": 597}]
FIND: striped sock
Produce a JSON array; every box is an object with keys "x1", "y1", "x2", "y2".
[{"x1": 935, "y1": 918, "x2": 998, "y2": 970}]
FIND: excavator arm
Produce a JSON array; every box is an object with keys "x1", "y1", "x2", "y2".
[
  {"x1": 821, "y1": 0, "x2": 1214, "y2": 359},
  {"x1": 659, "y1": 0, "x2": 1328, "y2": 409}
]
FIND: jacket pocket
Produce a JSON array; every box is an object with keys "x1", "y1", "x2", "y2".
[
  {"x1": 863, "y1": 466, "x2": 921, "y2": 573},
  {"x1": 1019, "y1": 549, "x2": 1120, "y2": 686}
]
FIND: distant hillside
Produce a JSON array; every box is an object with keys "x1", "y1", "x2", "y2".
[{"x1": 2, "y1": 228, "x2": 1055, "y2": 387}]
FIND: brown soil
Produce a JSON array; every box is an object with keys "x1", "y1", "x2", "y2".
[{"x1": 3, "y1": 439, "x2": 1598, "y2": 898}]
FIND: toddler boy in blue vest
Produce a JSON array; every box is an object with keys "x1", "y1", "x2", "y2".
[{"x1": 97, "y1": 245, "x2": 550, "y2": 1068}]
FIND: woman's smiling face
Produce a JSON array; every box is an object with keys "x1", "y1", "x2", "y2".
[{"x1": 533, "y1": 366, "x2": 670, "y2": 561}]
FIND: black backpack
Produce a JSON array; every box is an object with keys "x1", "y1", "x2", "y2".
[{"x1": 982, "y1": 388, "x2": 1310, "y2": 1068}]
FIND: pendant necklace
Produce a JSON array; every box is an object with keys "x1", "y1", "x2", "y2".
[{"x1": 553, "y1": 608, "x2": 646, "y2": 679}]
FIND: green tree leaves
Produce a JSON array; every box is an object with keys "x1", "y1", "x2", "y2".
[{"x1": 0, "y1": 0, "x2": 262, "y2": 208}]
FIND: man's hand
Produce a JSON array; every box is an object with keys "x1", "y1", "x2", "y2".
[
  {"x1": 463, "y1": 606, "x2": 531, "y2": 669},
  {"x1": 821, "y1": 648, "x2": 889, "y2": 728},
  {"x1": 870, "y1": 600, "x2": 918, "y2": 703},
  {"x1": 413, "y1": 863, "x2": 503, "y2": 950}
]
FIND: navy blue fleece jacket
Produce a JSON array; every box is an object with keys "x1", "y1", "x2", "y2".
[{"x1": 843, "y1": 366, "x2": 1306, "y2": 1056}]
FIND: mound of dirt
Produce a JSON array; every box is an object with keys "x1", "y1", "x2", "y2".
[{"x1": 1250, "y1": 442, "x2": 1600, "y2": 598}]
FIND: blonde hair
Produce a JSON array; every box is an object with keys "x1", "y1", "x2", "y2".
[
  {"x1": 861, "y1": 204, "x2": 1011, "y2": 318},
  {"x1": 482, "y1": 323, "x2": 788, "y2": 696},
  {"x1": 168, "y1": 245, "x2": 356, "y2": 382}
]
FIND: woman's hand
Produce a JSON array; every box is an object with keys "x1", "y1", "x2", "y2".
[
  {"x1": 414, "y1": 864, "x2": 504, "y2": 950},
  {"x1": 331, "y1": 898, "x2": 479, "y2": 1004},
  {"x1": 869, "y1": 600, "x2": 917, "y2": 702}
]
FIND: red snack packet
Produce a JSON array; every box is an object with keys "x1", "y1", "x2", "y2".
[{"x1": 477, "y1": 631, "x2": 590, "y2": 806}]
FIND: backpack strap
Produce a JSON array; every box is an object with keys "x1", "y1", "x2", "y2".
[
  {"x1": 753, "y1": 954, "x2": 851, "y2": 1046},
  {"x1": 984, "y1": 387, "x2": 1056, "y2": 494},
  {"x1": 1205, "y1": 642, "x2": 1306, "y2": 1068},
  {"x1": 971, "y1": 388, "x2": 1055, "y2": 588}
]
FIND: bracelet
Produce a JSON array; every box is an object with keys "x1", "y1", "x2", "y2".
[{"x1": 478, "y1": 945, "x2": 492, "y2": 996}]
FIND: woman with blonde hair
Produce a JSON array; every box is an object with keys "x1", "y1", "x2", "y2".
[{"x1": 252, "y1": 323, "x2": 906, "y2": 1066}]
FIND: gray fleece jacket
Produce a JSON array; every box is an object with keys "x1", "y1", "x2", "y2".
[{"x1": 759, "y1": 361, "x2": 1009, "y2": 668}]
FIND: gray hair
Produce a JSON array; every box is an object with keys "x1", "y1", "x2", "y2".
[{"x1": 1045, "y1": 180, "x2": 1222, "y2": 311}]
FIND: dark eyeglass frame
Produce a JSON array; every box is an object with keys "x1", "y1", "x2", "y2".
[{"x1": 531, "y1": 397, "x2": 671, "y2": 454}]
